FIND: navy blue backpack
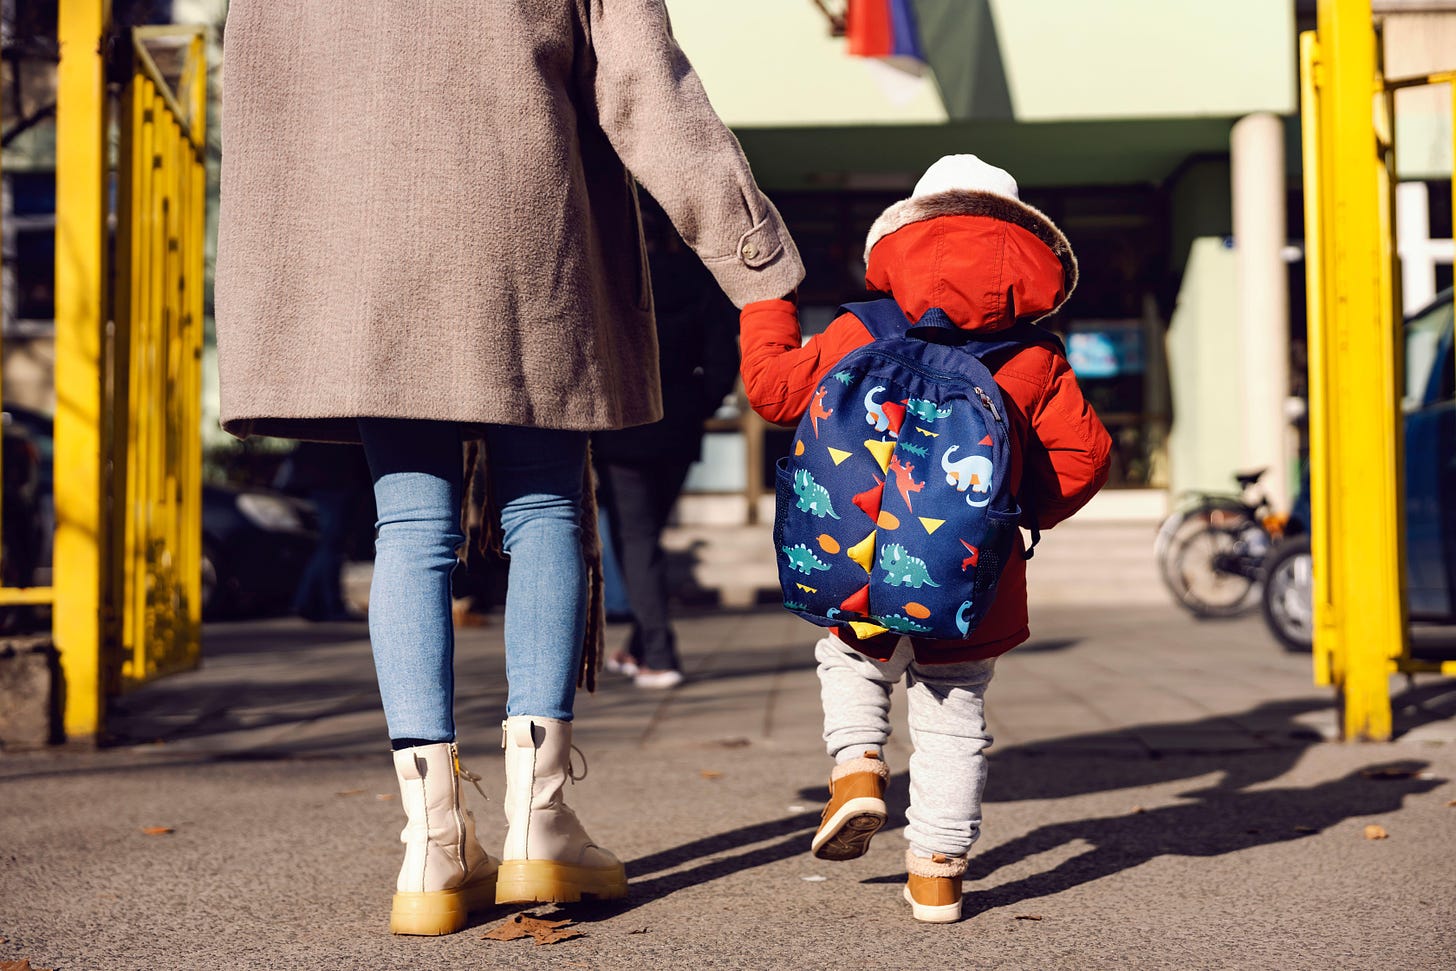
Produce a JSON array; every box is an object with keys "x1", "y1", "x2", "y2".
[{"x1": 773, "y1": 299, "x2": 1061, "y2": 641}]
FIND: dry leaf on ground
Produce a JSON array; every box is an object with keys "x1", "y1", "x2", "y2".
[
  {"x1": 375, "y1": 794, "x2": 395, "y2": 801},
  {"x1": 483, "y1": 913, "x2": 583, "y2": 946},
  {"x1": 1014, "y1": 914, "x2": 1044, "y2": 921},
  {"x1": 1364, "y1": 824, "x2": 1389, "y2": 840},
  {"x1": 628, "y1": 927, "x2": 649, "y2": 935},
  {"x1": 140, "y1": 826, "x2": 175, "y2": 836},
  {"x1": 1128, "y1": 806, "x2": 1146, "y2": 815},
  {"x1": 335, "y1": 789, "x2": 365, "y2": 797},
  {"x1": 1294, "y1": 825, "x2": 1317, "y2": 833},
  {"x1": 1446, "y1": 799, "x2": 1456, "y2": 808},
  {"x1": 3, "y1": 959, "x2": 53, "y2": 971},
  {"x1": 699, "y1": 770, "x2": 724, "y2": 780}
]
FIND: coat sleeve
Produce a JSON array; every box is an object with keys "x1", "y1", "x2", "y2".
[
  {"x1": 588, "y1": 0, "x2": 804, "y2": 307},
  {"x1": 740, "y1": 299, "x2": 872, "y2": 426},
  {"x1": 1021, "y1": 353, "x2": 1114, "y2": 529}
]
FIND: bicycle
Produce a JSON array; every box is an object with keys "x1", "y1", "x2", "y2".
[{"x1": 1154, "y1": 469, "x2": 1287, "y2": 618}]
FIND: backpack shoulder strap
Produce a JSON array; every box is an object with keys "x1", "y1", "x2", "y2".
[
  {"x1": 838, "y1": 298, "x2": 911, "y2": 341},
  {"x1": 965, "y1": 321, "x2": 1067, "y2": 360}
]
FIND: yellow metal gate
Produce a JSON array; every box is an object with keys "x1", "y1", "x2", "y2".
[
  {"x1": 1300, "y1": 0, "x2": 1456, "y2": 740},
  {"x1": 0, "y1": 8, "x2": 207, "y2": 739}
]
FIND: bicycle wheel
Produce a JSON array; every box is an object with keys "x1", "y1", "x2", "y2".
[
  {"x1": 1261, "y1": 536, "x2": 1313, "y2": 652},
  {"x1": 1160, "y1": 515, "x2": 1260, "y2": 617}
]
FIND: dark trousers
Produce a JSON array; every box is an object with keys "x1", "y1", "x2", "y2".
[{"x1": 596, "y1": 456, "x2": 693, "y2": 672}]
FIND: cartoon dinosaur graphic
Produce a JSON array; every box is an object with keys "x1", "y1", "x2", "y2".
[
  {"x1": 878, "y1": 543, "x2": 939, "y2": 588},
  {"x1": 904, "y1": 398, "x2": 953, "y2": 422},
  {"x1": 809, "y1": 386, "x2": 834, "y2": 438},
  {"x1": 960, "y1": 540, "x2": 980, "y2": 571},
  {"x1": 832, "y1": 370, "x2": 855, "y2": 386},
  {"x1": 942, "y1": 446, "x2": 994, "y2": 508},
  {"x1": 914, "y1": 427, "x2": 940, "y2": 438},
  {"x1": 792, "y1": 468, "x2": 840, "y2": 519},
  {"x1": 784, "y1": 601, "x2": 810, "y2": 612},
  {"x1": 875, "y1": 612, "x2": 933, "y2": 634},
  {"x1": 898, "y1": 442, "x2": 929, "y2": 458},
  {"x1": 863, "y1": 387, "x2": 906, "y2": 439},
  {"x1": 782, "y1": 543, "x2": 832, "y2": 575},
  {"x1": 887, "y1": 454, "x2": 926, "y2": 513},
  {"x1": 956, "y1": 600, "x2": 974, "y2": 637}
]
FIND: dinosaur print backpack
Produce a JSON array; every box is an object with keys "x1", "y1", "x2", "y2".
[{"x1": 774, "y1": 298, "x2": 1060, "y2": 642}]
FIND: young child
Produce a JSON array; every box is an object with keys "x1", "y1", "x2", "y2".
[{"x1": 739, "y1": 155, "x2": 1112, "y2": 922}]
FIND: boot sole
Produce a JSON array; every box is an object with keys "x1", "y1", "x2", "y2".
[
  {"x1": 495, "y1": 859, "x2": 629, "y2": 904},
  {"x1": 902, "y1": 885, "x2": 963, "y2": 923},
  {"x1": 811, "y1": 796, "x2": 888, "y2": 861},
  {"x1": 390, "y1": 869, "x2": 499, "y2": 936}
]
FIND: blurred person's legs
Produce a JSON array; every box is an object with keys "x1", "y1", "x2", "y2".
[
  {"x1": 359, "y1": 417, "x2": 496, "y2": 935},
  {"x1": 900, "y1": 656, "x2": 996, "y2": 923},
  {"x1": 292, "y1": 487, "x2": 353, "y2": 621},
  {"x1": 597, "y1": 457, "x2": 691, "y2": 685}
]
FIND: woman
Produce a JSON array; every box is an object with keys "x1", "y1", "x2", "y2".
[{"x1": 215, "y1": 0, "x2": 802, "y2": 936}]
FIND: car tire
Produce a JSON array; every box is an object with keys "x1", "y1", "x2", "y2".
[{"x1": 1261, "y1": 536, "x2": 1314, "y2": 653}]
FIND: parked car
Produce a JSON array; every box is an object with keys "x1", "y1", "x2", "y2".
[
  {"x1": 1, "y1": 403, "x2": 318, "y2": 623},
  {"x1": 1262, "y1": 288, "x2": 1456, "y2": 650}
]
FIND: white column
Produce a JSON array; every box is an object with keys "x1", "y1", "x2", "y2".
[{"x1": 1231, "y1": 112, "x2": 1292, "y2": 510}]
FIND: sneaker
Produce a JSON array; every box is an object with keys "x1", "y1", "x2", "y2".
[
  {"x1": 811, "y1": 751, "x2": 889, "y2": 861},
  {"x1": 633, "y1": 667, "x2": 684, "y2": 689},
  {"x1": 903, "y1": 851, "x2": 967, "y2": 923},
  {"x1": 604, "y1": 652, "x2": 639, "y2": 678}
]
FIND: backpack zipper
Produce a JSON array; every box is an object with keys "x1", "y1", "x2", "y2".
[{"x1": 854, "y1": 349, "x2": 1007, "y2": 426}]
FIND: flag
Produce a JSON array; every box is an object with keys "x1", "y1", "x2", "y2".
[{"x1": 846, "y1": 0, "x2": 924, "y2": 61}]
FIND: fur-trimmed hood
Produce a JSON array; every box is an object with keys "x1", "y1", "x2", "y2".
[{"x1": 863, "y1": 189, "x2": 1078, "y2": 330}]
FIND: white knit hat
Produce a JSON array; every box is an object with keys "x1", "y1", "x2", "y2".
[{"x1": 911, "y1": 154, "x2": 1020, "y2": 203}]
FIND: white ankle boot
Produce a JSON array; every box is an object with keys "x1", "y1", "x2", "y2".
[
  {"x1": 389, "y1": 742, "x2": 500, "y2": 935},
  {"x1": 496, "y1": 716, "x2": 628, "y2": 903}
]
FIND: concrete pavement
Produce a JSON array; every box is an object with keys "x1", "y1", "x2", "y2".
[{"x1": 2, "y1": 568, "x2": 1455, "y2": 968}]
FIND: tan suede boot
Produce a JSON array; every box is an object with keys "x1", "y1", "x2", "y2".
[
  {"x1": 389, "y1": 742, "x2": 500, "y2": 935},
  {"x1": 495, "y1": 716, "x2": 628, "y2": 904},
  {"x1": 903, "y1": 849, "x2": 968, "y2": 923},
  {"x1": 811, "y1": 750, "x2": 889, "y2": 861}
]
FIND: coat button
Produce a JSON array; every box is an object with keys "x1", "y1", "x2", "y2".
[{"x1": 741, "y1": 241, "x2": 759, "y2": 260}]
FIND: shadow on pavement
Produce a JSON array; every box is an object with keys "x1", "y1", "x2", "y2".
[{"x1": 578, "y1": 688, "x2": 1451, "y2": 921}]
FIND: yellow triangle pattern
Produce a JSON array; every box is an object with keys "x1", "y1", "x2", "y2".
[
  {"x1": 827, "y1": 447, "x2": 852, "y2": 466},
  {"x1": 863, "y1": 439, "x2": 895, "y2": 473},
  {"x1": 918, "y1": 517, "x2": 945, "y2": 535},
  {"x1": 847, "y1": 531, "x2": 877, "y2": 573},
  {"x1": 847, "y1": 620, "x2": 890, "y2": 640}
]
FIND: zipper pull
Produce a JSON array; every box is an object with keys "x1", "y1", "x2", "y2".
[{"x1": 973, "y1": 386, "x2": 1002, "y2": 423}]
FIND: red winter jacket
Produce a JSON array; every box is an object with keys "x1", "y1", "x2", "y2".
[{"x1": 741, "y1": 209, "x2": 1112, "y2": 662}]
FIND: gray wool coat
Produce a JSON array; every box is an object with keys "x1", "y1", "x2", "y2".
[{"x1": 215, "y1": 0, "x2": 804, "y2": 442}]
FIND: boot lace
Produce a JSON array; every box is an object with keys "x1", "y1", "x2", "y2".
[
  {"x1": 567, "y1": 744, "x2": 588, "y2": 784},
  {"x1": 454, "y1": 753, "x2": 490, "y2": 801}
]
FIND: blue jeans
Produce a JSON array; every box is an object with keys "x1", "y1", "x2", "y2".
[{"x1": 359, "y1": 419, "x2": 589, "y2": 741}]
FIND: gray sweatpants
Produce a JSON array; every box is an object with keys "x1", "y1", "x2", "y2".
[{"x1": 816, "y1": 633, "x2": 995, "y2": 859}]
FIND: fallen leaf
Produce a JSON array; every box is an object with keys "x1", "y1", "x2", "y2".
[
  {"x1": 1128, "y1": 806, "x2": 1146, "y2": 815},
  {"x1": 2, "y1": 960, "x2": 53, "y2": 971},
  {"x1": 335, "y1": 789, "x2": 365, "y2": 797},
  {"x1": 1294, "y1": 825, "x2": 1317, "y2": 834},
  {"x1": 375, "y1": 793, "x2": 395, "y2": 801},
  {"x1": 1447, "y1": 799, "x2": 1456, "y2": 808},
  {"x1": 628, "y1": 927, "x2": 649, "y2": 935},
  {"x1": 1014, "y1": 914, "x2": 1044, "y2": 921},
  {"x1": 140, "y1": 826, "x2": 175, "y2": 836},
  {"x1": 1364, "y1": 824, "x2": 1389, "y2": 840},
  {"x1": 699, "y1": 770, "x2": 724, "y2": 780},
  {"x1": 483, "y1": 913, "x2": 583, "y2": 946},
  {"x1": 714, "y1": 737, "x2": 751, "y2": 749}
]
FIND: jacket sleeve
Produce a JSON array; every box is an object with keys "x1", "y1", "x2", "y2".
[
  {"x1": 588, "y1": 0, "x2": 804, "y2": 307},
  {"x1": 1020, "y1": 353, "x2": 1114, "y2": 529},
  {"x1": 740, "y1": 299, "x2": 871, "y2": 426}
]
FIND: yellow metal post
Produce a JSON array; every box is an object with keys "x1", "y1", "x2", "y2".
[
  {"x1": 53, "y1": 0, "x2": 112, "y2": 739},
  {"x1": 1311, "y1": 0, "x2": 1407, "y2": 740}
]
